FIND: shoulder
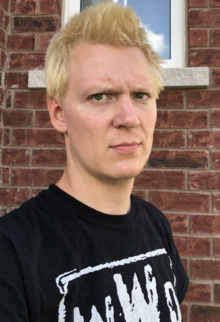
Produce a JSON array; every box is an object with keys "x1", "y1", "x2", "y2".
[
  {"x1": 132, "y1": 194, "x2": 172, "y2": 233},
  {"x1": 0, "y1": 188, "x2": 51, "y2": 240},
  {"x1": 132, "y1": 194, "x2": 176, "y2": 257}
]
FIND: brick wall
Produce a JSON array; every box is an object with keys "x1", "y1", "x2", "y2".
[
  {"x1": 0, "y1": 0, "x2": 220, "y2": 321},
  {"x1": 0, "y1": 0, "x2": 64, "y2": 215},
  {"x1": 134, "y1": 1, "x2": 220, "y2": 321}
]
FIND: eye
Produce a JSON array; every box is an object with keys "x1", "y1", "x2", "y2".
[
  {"x1": 134, "y1": 93, "x2": 149, "y2": 100},
  {"x1": 92, "y1": 93, "x2": 107, "y2": 101}
]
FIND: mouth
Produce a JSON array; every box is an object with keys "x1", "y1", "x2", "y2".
[{"x1": 110, "y1": 142, "x2": 140, "y2": 153}]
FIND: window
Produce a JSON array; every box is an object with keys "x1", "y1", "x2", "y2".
[{"x1": 62, "y1": 0, "x2": 185, "y2": 68}]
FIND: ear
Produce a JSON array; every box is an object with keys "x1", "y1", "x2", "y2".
[{"x1": 47, "y1": 98, "x2": 67, "y2": 133}]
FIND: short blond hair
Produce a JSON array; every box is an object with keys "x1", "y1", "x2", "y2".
[{"x1": 45, "y1": 2, "x2": 164, "y2": 101}]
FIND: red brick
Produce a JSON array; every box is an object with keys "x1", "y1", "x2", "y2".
[
  {"x1": 0, "y1": 87, "x2": 3, "y2": 105},
  {"x1": 191, "y1": 215, "x2": 220, "y2": 234},
  {"x1": 189, "y1": 172, "x2": 220, "y2": 190},
  {"x1": 0, "y1": 27, "x2": 6, "y2": 48},
  {"x1": 5, "y1": 94, "x2": 10, "y2": 108},
  {"x1": 0, "y1": 7, "x2": 9, "y2": 29},
  {"x1": 2, "y1": 169, "x2": 9, "y2": 185},
  {"x1": 0, "y1": 0, "x2": 9, "y2": 11},
  {"x1": 191, "y1": 305, "x2": 220, "y2": 322},
  {"x1": 4, "y1": 92, "x2": 10, "y2": 108},
  {"x1": 31, "y1": 188, "x2": 42, "y2": 197},
  {"x1": 35, "y1": 110, "x2": 52, "y2": 127},
  {"x1": 181, "y1": 259, "x2": 188, "y2": 274},
  {"x1": 212, "y1": 69, "x2": 220, "y2": 86},
  {"x1": 149, "y1": 191, "x2": 209, "y2": 212},
  {"x1": 189, "y1": 49, "x2": 220, "y2": 67},
  {"x1": 157, "y1": 90, "x2": 184, "y2": 109},
  {"x1": 211, "y1": 29, "x2": 220, "y2": 46},
  {"x1": 213, "y1": 194, "x2": 220, "y2": 213},
  {"x1": 5, "y1": 72, "x2": 28, "y2": 89},
  {"x1": 11, "y1": 0, "x2": 36, "y2": 14},
  {"x1": 3, "y1": 110, "x2": 33, "y2": 127},
  {"x1": 12, "y1": 129, "x2": 64, "y2": 146},
  {"x1": 10, "y1": 53, "x2": 45, "y2": 69},
  {"x1": 134, "y1": 170, "x2": 186, "y2": 190},
  {"x1": 39, "y1": 0, "x2": 61, "y2": 15},
  {"x1": 189, "y1": 29, "x2": 208, "y2": 46},
  {"x1": 0, "y1": 129, "x2": 2, "y2": 144},
  {"x1": 1, "y1": 167, "x2": 9, "y2": 184},
  {"x1": 0, "y1": 207, "x2": 9, "y2": 217},
  {"x1": 156, "y1": 111, "x2": 208, "y2": 128},
  {"x1": 188, "y1": 0, "x2": 208, "y2": 6},
  {"x1": 4, "y1": 128, "x2": 10, "y2": 145},
  {"x1": 188, "y1": 9, "x2": 220, "y2": 26},
  {"x1": 214, "y1": 238, "x2": 220, "y2": 256},
  {"x1": 188, "y1": 130, "x2": 220, "y2": 148},
  {"x1": 153, "y1": 130, "x2": 185, "y2": 148},
  {"x1": 148, "y1": 150, "x2": 208, "y2": 169},
  {"x1": 0, "y1": 87, "x2": 2, "y2": 102},
  {"x1": 188, "y1": 90, "x2": 220, "y2": 108},
  {"x1": 12, "y1": 168, "x2": 63, "y2": 186},
  {"x1": 5, "y1": 93, "x2": 11, "y2": 108},
  {"x1": 7, "y1": 34, "x2": 35, "y2": 51},
  {"x1": 6, "y1": 91, "x2": 11, "y2": 108},
  {"x1": 185, "y1": 282, "x2": 211, "y2": 302},
  {"x1": 32, "y1": 148, "x2": 66, "y2": 166},
  {"x1": 38, "y1": 33, "x2": 53, "y2": 51},
  {"x1": 211, "y1": 0, "x2": 220, "y2": 6},
  {"x1": 0, "y1": 188, "x2": 29, "y2": 206},
  {"x1": 132, "y1": 190, "x2": 147, "y2": 201},
  {"x1": 191, "y1": 260, "x2": 220, "y2": 279},
  {"x1": 0, "y1": 48, "x2": 6, "y2": 67},
  {"x1": 174, "y1": 236, "x2": 210, "y2": 256},
  {"x1": 211, "y1": 110, "x2": 220, "y2": 128},
  {"x1": 13, "y1": 16, "x2": 61, "y2": 33},
  {"x1": 15, "y1": 91, "x2": 47, "y2": 109},
  {"x1": 180, "y1": 303, "x2": 188, "y2": 322},
  {"x1": 165, "y1": 213, "x2": 188, "y2": 233},
  {"x1": 212, "y1": 152, "x2": 220, "y2": 169},
  {"x1": 214, "y1": 284, "x2": 220, "y2": 303},
  {"x1": 2, "y1": 148, "x2": 30, "y2": 166}
]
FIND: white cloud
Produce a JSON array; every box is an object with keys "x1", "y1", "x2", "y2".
[{"x1": 143, "y1": 25, "x2": 167, "y2": 56}]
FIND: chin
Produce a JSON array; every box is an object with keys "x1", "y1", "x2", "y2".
[{"x1": 106, "y1": 164, "x2": 145, "y2": 181}]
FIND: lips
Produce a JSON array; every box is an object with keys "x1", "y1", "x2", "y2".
[{"x1": 110, "y1": 142, "x2": 140, "y2": 153}]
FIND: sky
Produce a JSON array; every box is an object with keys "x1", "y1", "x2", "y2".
[
  {"x1": 81, "y1": 0, "x2": 171, "y2": 59},
  {"x1": 113, "y1": 0, "x2": 170, "y2": 59}
]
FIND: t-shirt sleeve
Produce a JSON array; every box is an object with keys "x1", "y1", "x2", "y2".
[
  {"x1": 170, "y1": 234, "x2": 189, "y2": 303},
  {"x1": 0, "y1": 233, "x2": 30, "y2": 321}
]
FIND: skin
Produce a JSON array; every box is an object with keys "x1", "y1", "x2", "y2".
[{"x1": 48, "y1": 42, "x2": 157, "y2": 215}]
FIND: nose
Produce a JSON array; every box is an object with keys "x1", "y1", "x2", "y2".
[{"x1": 112, "y1": 96, "x2": 140, "y2": 129}]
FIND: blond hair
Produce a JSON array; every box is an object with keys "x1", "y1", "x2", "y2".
[{"x1": 45, "y1": 2, "x2": 164, "y2": 101}]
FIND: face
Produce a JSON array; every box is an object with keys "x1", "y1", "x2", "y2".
[{"x1": 57, "y1": 42, "x2": 157, "y2": 182}]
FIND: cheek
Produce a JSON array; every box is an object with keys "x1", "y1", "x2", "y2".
[
  {"x1": 65, "y1": 111, "x2": 103, "y2": 146},
  {"x1": 143, "y1": 108, "x2": 157, "y2": 133}
]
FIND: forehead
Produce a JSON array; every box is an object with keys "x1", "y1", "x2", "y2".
[
  {"x1": 70, "y1": 42, "x2": 152, "y2": 83},
  {"x1": 66, "y1": 43, "x2": 155, "y2": 98}
]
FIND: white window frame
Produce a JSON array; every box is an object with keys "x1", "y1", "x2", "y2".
[
  {"x1": 165, "y1": 0, "x2": 185, "y2": 68},
  {"x1": 62, "y1": 0, "x2": 185, "y2": 68}
]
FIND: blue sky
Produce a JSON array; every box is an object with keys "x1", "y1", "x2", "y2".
[{"x1": 115, "y1": 0, "x2": 170, "y2": 59}]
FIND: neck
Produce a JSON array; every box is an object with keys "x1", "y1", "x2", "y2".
[{"x1": 56, "y1": 166, "x2": 134, "y2": 215}]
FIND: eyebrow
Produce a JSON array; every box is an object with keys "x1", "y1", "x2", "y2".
[{"x1": 81, "y1": 81, "x2": 155, "y2": 96}]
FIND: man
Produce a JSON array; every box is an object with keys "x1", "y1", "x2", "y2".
[{"x1": 0, "y1": 2, "x2": 188, "y2": 321}]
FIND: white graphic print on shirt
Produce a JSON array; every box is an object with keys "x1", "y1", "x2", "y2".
[{"x1": 56, "y1": 248, "x2": 182, "y2": 322}]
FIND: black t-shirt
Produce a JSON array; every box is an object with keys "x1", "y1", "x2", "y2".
[{"x1": 0, "y1": 184, "x2": 188, "y2": 322}]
